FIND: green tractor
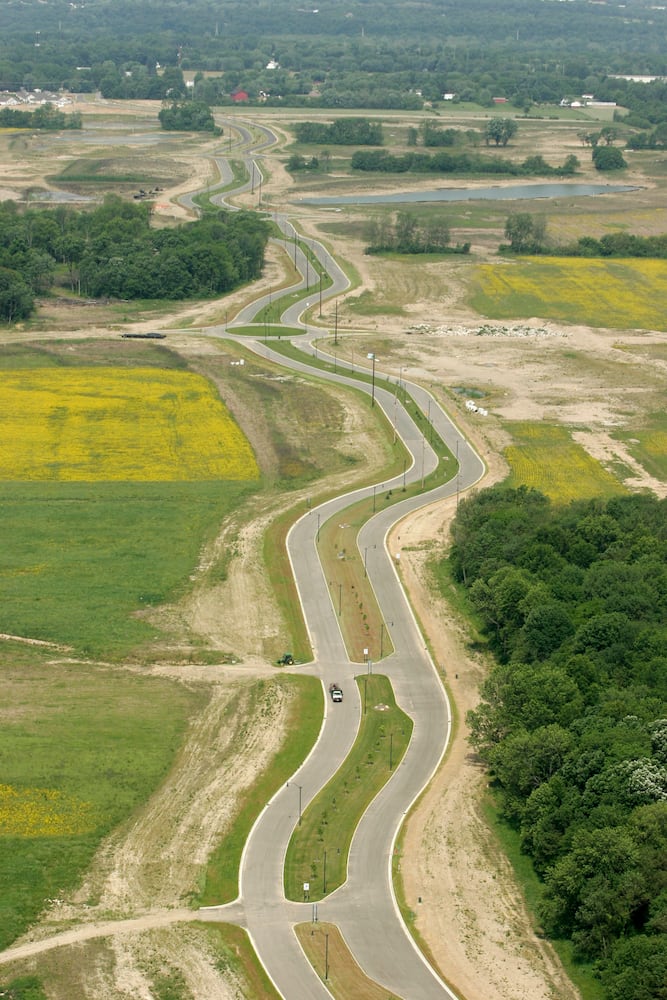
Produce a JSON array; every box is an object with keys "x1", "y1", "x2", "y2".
[{"x1": 277, "y1": 652, "x2": 295, "y2": 666}]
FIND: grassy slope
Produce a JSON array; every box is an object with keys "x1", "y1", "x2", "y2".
[{"x1": 0, "y1": 652, "x2": 201, "y2": 950}]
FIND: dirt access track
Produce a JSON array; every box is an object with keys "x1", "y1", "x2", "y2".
[{"x1": 3, "y1": 97, "x2": 664, "y2": 998}]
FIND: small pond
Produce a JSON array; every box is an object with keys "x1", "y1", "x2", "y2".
[{"x1": 298, "y1": 182, "x2": 638, "y2": 207}]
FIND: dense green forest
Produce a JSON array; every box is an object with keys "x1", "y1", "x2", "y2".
[
  {"x1": 158, "y1": 99, "x2": 220, "y2": 132},
  {"x1": 2, "y1": 0, "x2": 667, "y2": 128},
  {"x1": 294, "y1": 119, "x2": 384, "y2": 146},
  {"x1": 448, "y1": 486, "x2": 667, "y2": 999},
  {"x1": 0, "y1": 197, "x2": 269, "y2": 321}
]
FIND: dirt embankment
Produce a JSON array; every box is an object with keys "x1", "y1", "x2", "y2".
[{"x1": 392, "y1": 489, "x2": 580, "y2": 1000}]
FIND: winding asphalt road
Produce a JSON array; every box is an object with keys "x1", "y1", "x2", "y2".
[
  {"x1": 0, "y1": 116, "x2": 485, "y2": 996},
  {"x1": 192, "y1": 115, "x2": 486, "y2": 999}
]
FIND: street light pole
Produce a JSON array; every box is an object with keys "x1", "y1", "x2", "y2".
[
  {"x1": 421, "y1": 434, "x2": 426, "y2": 488},
  {"x1": 456, "y1": 439, "x2": 460, "y2": 507},
  {"x1": 367, "y1": 352, "x2": 376, "y2": 407}
]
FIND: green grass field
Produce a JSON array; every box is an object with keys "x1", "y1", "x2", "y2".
[
  {"x1": 503, "y1": 422, "x2": 626, "y2": 502},
  {"x1": 0, "y1": 480, "x2": 253, "y2": 656},
  {"x1": 0, "y1": 652, "x2": 200, "y2": 950},
  {"x1": 284, "y1": 675, "x2": 412, "y2": 902},
  {"x1": 613, "y1": 411, "x2": 667, "y2": 482}
]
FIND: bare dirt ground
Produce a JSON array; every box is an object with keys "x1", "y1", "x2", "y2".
[
  {"x1": 3, "y1": 101, "x2": 665, "y2": 998},
  {"x1": 391, "y1": 492, "x2": 581, "y2": 1000}
]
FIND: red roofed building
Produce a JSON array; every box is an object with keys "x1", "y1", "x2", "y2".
[{"x1": 231, "y1": 90, "x2": 249, "y2": 103}]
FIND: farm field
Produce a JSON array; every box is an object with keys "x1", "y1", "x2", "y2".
[
  {"x1": 503, "y1": 422, "x2": 626, "y2": 502},
  {"x1": 470, "y1": 256, "x2": 667, "y2": 331},
  {"x1": 0, "y1": 367, "x2": 259, "y2": 482}
]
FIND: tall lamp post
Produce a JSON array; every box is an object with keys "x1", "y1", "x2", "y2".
[
  {"x1": 291, "y1": 783, "x2": 302, "y2": 825},
  {"x1": 367, "y1": 352, "x2": 376, "y2": 407}
]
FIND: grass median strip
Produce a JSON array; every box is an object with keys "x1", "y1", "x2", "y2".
[
  {"x1": 284, "y1": 674, "x2": 412, "y2": 902},
  {"x1": 295, "y1": 922, "x2": 401, "y2": 999}
]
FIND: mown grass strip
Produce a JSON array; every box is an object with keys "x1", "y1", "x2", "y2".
[
  {"x1": 198, "y1": 675, "x2": 323, "y2": 905},
  {"x1": 193, "y1": 160, "x2": 250, "y2": 212},
  {"x1": 284, "y1": 675, "x2": 412, "y2": 903},
  {"x1": 295, "y1": 922, "x2": 401, "y2": 999}
]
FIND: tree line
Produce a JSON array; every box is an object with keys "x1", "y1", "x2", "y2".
[
  {"x1": 503, "y1": 213, "x2": 667, "y2": 258},
  {"x1": 0, "y1": 104, "x2": 82, "y2": 130},
  {"x1": 0, "y1": 197, "x2": 270, "y2": 322},
  {"x1": 448, "y1": 486, "x2": 667, "y2": 1000},
  {"x1": 350, "y1": 148, "x2": 579, "y2": 178}
]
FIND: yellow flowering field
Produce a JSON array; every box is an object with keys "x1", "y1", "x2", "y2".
[
  {"x1": 504, "y1": 422, "x2": 624, "y2": 502},
  {"x1": 0, "y1": 367, "x2": 259, "y2": 481},
  {"x1": 471, "y1": 257, "x2": 667, "y2": 331},
  {"x1": 0, "y1": 784, "x2": 97, "y2": 838}
]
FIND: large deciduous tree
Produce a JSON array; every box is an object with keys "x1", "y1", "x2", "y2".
[{"x1": 484, "y1": 117, "x2": 518, "y2": 146}]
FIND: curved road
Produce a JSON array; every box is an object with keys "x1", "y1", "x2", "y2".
[
  {"x1": 192, "y1": 121, "x2": 486, "y2": 999},
  {"x1": 0, "y1": 116, "x2": 485, "y2": 998},
  {"x1": 204, "y1": 346, "x2": 484, "y2": 1000}
]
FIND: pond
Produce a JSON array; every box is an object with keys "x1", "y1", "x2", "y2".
[{"x1": 298, "y1": 182, "x2": 638, "y2": 207}]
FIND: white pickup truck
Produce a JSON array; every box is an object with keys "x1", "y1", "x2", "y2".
[{"x1": 329, "y1": 683, "x2": 343, "y2": 703}]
